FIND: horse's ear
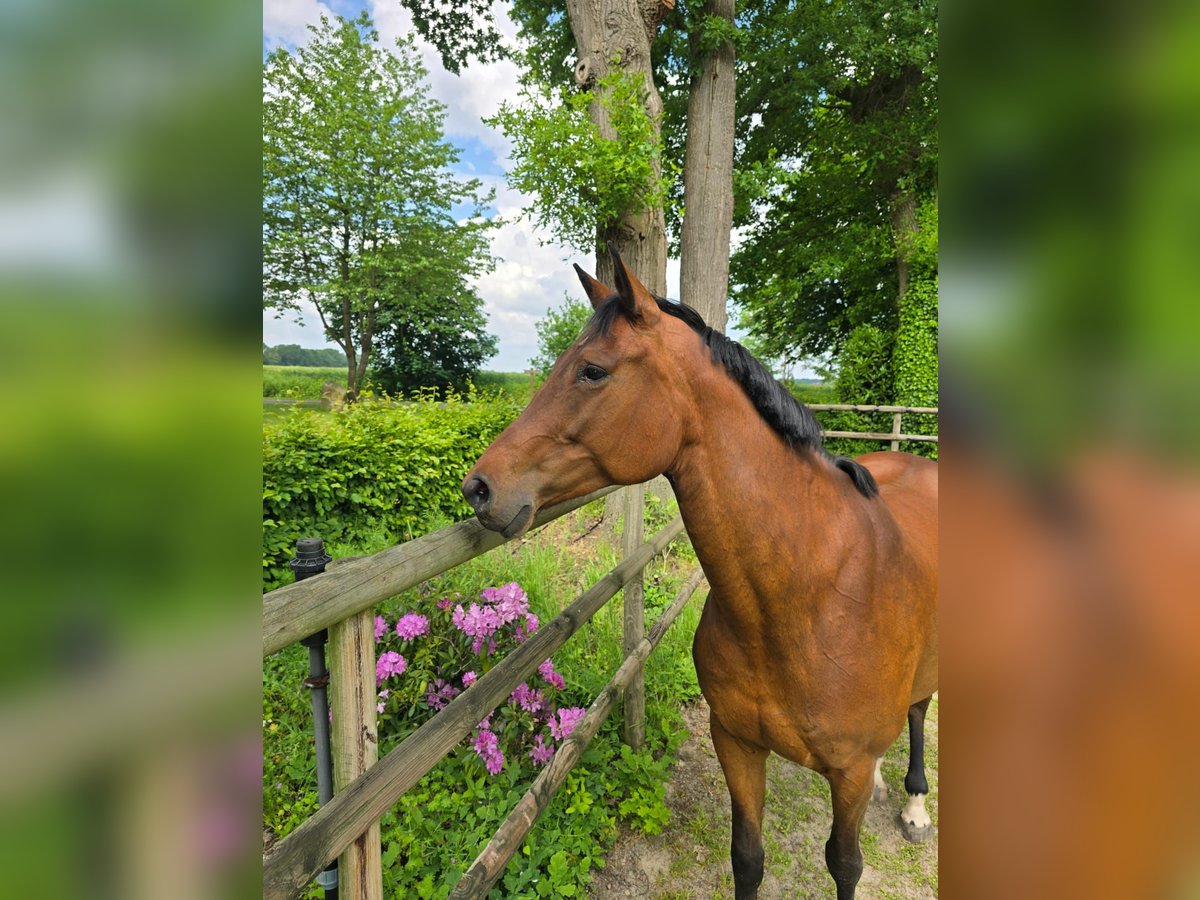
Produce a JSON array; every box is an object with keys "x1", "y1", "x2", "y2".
[
  {"x1": 607, "y1": 242, "x2": 660, "y2": 324},
  {"x1": 573, "y1": 263, "x2": 614, "y2": 310}
]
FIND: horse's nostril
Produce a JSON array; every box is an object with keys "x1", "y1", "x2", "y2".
[{"x1": 463, "y1": 474, "x2": 491, "y2": 512}]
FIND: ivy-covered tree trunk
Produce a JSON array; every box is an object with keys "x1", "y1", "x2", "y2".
[
  {"x1": 679, "y1": 0, "x2": 736, "y2": 334},
  {"x1": 892, "y1": 196, "x2": 939, "y2": 453},
  {"x1": 565, "y1": 0, "x2": 671, "y2": 294}
]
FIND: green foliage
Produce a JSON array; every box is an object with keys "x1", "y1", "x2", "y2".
[
  {"x1": 263, "y1": 13, "x2": 497, "y2": 397},
  {"x1": 894, "y1": 199, "x2": 939, "y2": 407},
  {"x1": 485, "y1": 68, "x2": 673, "y2": 252},
  {"x1": 531, "y1": 294, "x2": 593, "y2": 374},
  {"x1": 261, "y1": 393, "x2": 520, "y2": 588},
  {"x1": 263, "y1": 343, "x2": 348, "y2": 367},
  {"x1": 394, "y1": 0, "x2": 508, "y2": 74},
  {"x1": 262, "y1": 365, "x2": 346, "y2": 400}
]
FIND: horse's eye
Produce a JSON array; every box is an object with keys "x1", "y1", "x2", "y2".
[{"x1": 578, "y1": 364, "x2": 608, "y2": 384}]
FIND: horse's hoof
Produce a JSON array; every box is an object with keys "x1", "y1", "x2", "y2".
[
  {"x1": 872, "y1": 783, "x2": 889, "y2": 802},
  {"x1": 898, "y1": 815, "x2": 932, "y2": 844}
]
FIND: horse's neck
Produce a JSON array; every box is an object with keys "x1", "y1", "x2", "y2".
[{"x1": 666, "y1": 378, "x2": 858, "y2": 617}]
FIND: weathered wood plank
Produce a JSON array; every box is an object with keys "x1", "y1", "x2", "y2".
[
  {"x1": 262, "y1": 517, "x2": 685, "y2": 900},
  {"x1": 621, "y1": 483, "x2": 645, "y2": 749},
  {"x1": 264, "y1": 487, "x2": 617, "y2": 658},
  {"x1": 447, "y1": 568, "x2": 707, "y2": 900},
  {"x1": 329, "y1": 610, "x2": 382, "y2": 900}
]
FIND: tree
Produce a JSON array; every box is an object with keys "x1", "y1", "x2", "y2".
[
  {"x1": 507, "y1": 0, "x2": 738, "y2": 331},
  {"x1": 730, "y1": 0, "x2": 937, "y2": 389},
  {"x1": 531, "y1": 294, "x2": 593, "y2": 374},
  {"x1": 263, "y1": 13, "x2": 496, "y2": 400}
]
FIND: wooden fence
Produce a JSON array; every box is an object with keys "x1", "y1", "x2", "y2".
[
  {"x1": 808, "y1": 404, "x2": 939, "y2": 451},
  {"x1": 261, "y1": 404, "x2": 937, "y2": 900}
]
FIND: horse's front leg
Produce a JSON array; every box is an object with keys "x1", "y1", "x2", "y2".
[
  {"x1": 710, "y1": 713, "x2": 769, "y2": 899},
  {"x1": 824, "y1": 756, "x2": 875, "y2": 900}
]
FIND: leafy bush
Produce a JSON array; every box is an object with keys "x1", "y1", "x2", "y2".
[{"x1": 262, "y1": 392, "x2": 520, "y2": 588}]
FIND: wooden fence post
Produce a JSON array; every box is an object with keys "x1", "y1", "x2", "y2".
[
  {"x1": 621, "y1": 484, "x2": 645, "y2": 749},
  {"x1": 891, "y1": 412, "x2": 903, "y2": 452},
  {"x1": 329, "y1": 611, "x2": 383, "y2": 900}
]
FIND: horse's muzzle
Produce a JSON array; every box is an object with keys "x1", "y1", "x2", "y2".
[{"x1": 462, "y1": 473, "x2": 535, "y2": 538}]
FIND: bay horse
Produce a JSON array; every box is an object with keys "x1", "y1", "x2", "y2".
[{"x1": 462, "y1": 247, "x2": 938, "y2": 899}]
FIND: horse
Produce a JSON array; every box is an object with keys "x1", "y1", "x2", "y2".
[{"x1": 462, "y1": 246, "x2": 938, "y2": 899}]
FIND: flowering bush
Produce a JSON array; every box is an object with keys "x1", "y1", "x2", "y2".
[{"x1": 372, "y1": 581, "x2": 585, "y2": 778}]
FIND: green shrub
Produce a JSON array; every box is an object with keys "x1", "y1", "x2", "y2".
[{"x1": 262, "y1": 393, "x2": 521, "y2": 588}]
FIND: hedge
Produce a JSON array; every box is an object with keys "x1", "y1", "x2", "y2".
[{"x1": 263, "y1": 394, "x2": 521, "y2": 589}]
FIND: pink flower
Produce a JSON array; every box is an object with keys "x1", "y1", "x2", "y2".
[
  {"x1": 374, "y1": 616, "x2": 388, "y2": 641},
  {"x1": 509, "y1": 682, "x2": 543, "y2": 714},
  {"x1": 394, "y1": 613, "x2": 429, "y2": 640},
  {"x1": 539, "y1": 659, "x2": 565, "y2": 691},
  {"x1": 453, "y1": 603, "x2": 502, "y2": 653},
  {"x1": 472, "y1": 729, "x2": 505, "y2": 775},
  {"x1": 376, "y1": 688, "x2": 390, "y2": 714},
  {"x1": 530, "y1": 734, "x2": 554, "y2": 766},
  {"x1": 436, "y1": 597, "x2": 452, "y2": 610},
  {"x1": 549, "y1": 707, "x2": 586, "y2": 741},
  {"x1": 375, "y1": 651, "x2": 406, "y2": 684},
  {"x1": 481, "y1": 582, "x2": 529, "y2": 625},
  {"x1": 462, "y1": 671, "x2": 477, "y2": 687}
]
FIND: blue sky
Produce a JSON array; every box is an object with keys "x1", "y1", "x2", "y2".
[{"x1": 262, "y1": 0, "x2": 772, "y2": 374}]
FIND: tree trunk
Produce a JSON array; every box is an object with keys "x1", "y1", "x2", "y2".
[
  {"x1": 679, "y1": 0, "x2": 736, "y2": 334},
  {"x1": 565, "y1": 0, "x2": 672, "y2": 297},
  {"x1": 891, "y1": 191, "x2": 917, "y2": 302}
]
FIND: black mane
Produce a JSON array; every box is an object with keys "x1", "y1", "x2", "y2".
[{"x1": 582, "y1": 295, "x2": 879, "y2": 499}]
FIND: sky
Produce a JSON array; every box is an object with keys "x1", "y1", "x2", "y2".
[{"x1": 262, "y1": 0, "x2": 691, "y2": 373}]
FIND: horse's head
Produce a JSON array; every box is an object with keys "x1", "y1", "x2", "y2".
[{"x1": 462, "y1": 246, "x2": 690, "y2": 537}]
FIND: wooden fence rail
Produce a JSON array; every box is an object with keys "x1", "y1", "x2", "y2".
[
  {"x1": 263, "y1": 486, "x2": 617, "y2": 657},
  {"x1": 809, "y1": 403, "x2": 939, "y2": 451}
]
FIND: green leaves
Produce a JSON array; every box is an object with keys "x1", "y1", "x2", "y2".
[
  {"x1": 486, "y1": 69, "x2": 672, "y2": 253},
  {"x1": 261, "y1": 395, "x2": 521, "y2": 588}
]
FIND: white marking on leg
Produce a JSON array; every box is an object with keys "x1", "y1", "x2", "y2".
[
  {"x1": 902, "y1": 792, "x2": 931, "y2": 829},
  {"x1": 872, "y1": 757, "x2": 888, "y2": 800}
]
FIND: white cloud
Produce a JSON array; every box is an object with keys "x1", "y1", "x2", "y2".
[{"x1": 263, "y1": 0, "x2": 334, "y2": 50}]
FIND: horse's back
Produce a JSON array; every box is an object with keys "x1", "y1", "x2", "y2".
[{"x1": 858, "y1": 451, "x2": 938, "y2": 558}]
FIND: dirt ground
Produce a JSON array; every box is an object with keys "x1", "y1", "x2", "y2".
[{"x1": 587, "y1": 697, "x2": 938, "y2": 900}]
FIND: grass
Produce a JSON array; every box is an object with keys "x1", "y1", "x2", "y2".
[{"x1": 263, "y1": 364, "x2": 346, "y2": 399}]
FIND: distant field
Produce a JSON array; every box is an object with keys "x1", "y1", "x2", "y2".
[
  {"x1": 262, "y1": 367, "x2": 533, "y2": 403},
  {"x1": 262, "y1": 365, "x2": 345, "y2": 400},
  {"x1": 471, "y1": 370, "x2": 533, "y2": 403}
]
